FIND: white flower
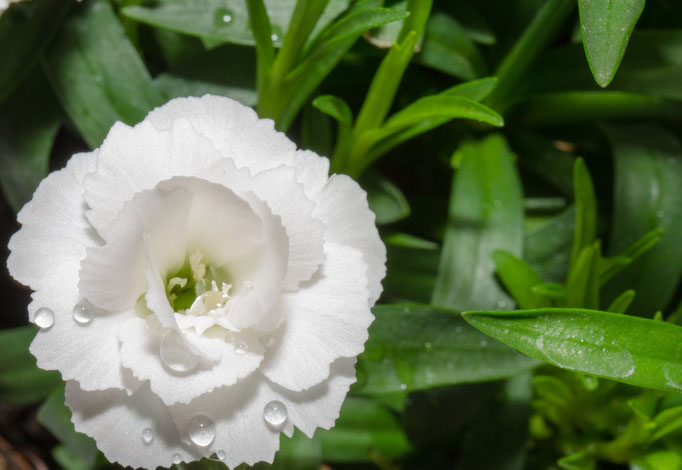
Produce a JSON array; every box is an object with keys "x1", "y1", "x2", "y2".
[{"x1": 8, "y1": 95, "x2": 385, "y2": 469}]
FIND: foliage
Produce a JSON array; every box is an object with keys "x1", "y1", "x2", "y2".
[{"x1": 2, "y1": 0, "x2": 682, "y2": 468}]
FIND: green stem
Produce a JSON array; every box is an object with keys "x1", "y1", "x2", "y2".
[
  {"x1": 246, "y1": 0, "x2": 275, "y2": 102},
  {"x1": 485, "y1": 0, "x2": 575, "y2": 111}
]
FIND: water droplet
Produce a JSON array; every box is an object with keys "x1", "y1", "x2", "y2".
[
  {"x1": 242, "y1": 280, "x2": 254, "y2": 290},
  {"x1": 259, "y1": 335, "x2": 275, "y2": 348},
  {"x1": 188, "y1": 414, "x2": 216, "y2": 447},
  {"x1": 497, "y1": 300, "x2": 507, "y2": 309},
  {"x1": 455, "y1": 326, "x2": 462, "y2": 333},
  {"x1": 664, "y1": 364, "x2": 682, "y2": 390},
  {"x1": 34, "y1": 307, "x2": 54, "y2": 329},
  {"x1": 234, "y1": 341, "x2": 248, "y2": 355},
  {"x1": 217, "y1": 450, "x2": 226, "y2": 461},
  {"x1": 480, "y1": 339, "x2": 488, "y2": 347},
  {"x1": 493, "y1": 199, "x2": 502, "y2": 207},
  {"x1": 171, "y1": 453, "x2": 182, "y2": 464},
  {"x1": 270, "y1": 33, "x2": 278, "y2": 41},
  {"x1": 424, "y1": 341, "x2": 432, "y2": 351},
  {"x1": 94, "y1": 75, "x2": 103, "y2": 83},
  {"x1": 160, "y1": 331, "x2": 200, "y2": 373},
  {"x1": 656, "y1": 210, "x2": 665, "y2": 219},
  {"x1": 263, "y1": 400, "x2": 288, "y2": 427},
  {"x1": 214, "y1": 8, "x2": 234, "y2": 27},
  {"x1": 73, "y1": 302, "x2": 93, "y2": 325},
  {"x1": 223, "y1": 14, "x2": 232, "y2": 22},
  {"x1": 400, "y1": 383, "x2": 407, "y2": 390},
  {"x1": 142, "y1": 428, "x2": 154, "y2": 445}
]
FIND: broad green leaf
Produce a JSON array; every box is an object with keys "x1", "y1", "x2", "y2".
[
  {"x1": 417, "y1": 12, "x2": 486, "y2": 81},
  {"x1": 38, "y1": 385, "x2": 99, "y2": 465},
  {"x1": 0, "y1": 0, "x2": 69, "y2": 103},
  {"x1": 52, "y1": 445, "x2": 95, "y2": 470},
  {"x1": 44, "y1": 0, "x2": 163, "y2": 148},
  {"x1": 122, "y1": 0, "x2": 349, "y2": 49},
  {"x1": 0, "y1": 327, "x2": 61, "y2": 404},
  {"x1": 155, "y1": 44, "x2": 257, "y2": 106},
  {"x1": 432, "y1": 134, "x2": 524, "y2": 311},
  {"x1": 0, "y1": 70, "x2": 61, "y2": 213},
  {"x1": 524, "y1": 206, "x2": 575, "y2": 283},
  {"x1": 604, "y1": 124, "x2": 682, "y2": 313},
  {"x1": 606, "y1": 289, "x2": 635, "y2": 314},
  {"x1": 510, "y1": 132, "x2": 575, "y2": 197},
  {"x1": 569, "y1": 158, "x2": 597, "y2": 271},
  {"x1": 353, "y1": 304, "x2": 540, "y2": 395},
  {"x1": 456, "y1": 374, "x2": 532, "y2": 470},
  {"x1": 360, "y1": 171, "x2": 410, "y2": 225},
  {"x1": 312, "y1": 94, "x2": 352, "y2": 125},
  {"x1": 383, "y1": 236, "x2": 440, "y2": 303},
  {"x1": 463, "y1": 308, "x2": 682, "y2": 393},
  {"x1": 492, "y1": 250, "x2": 547, "y2": 309},
  {"x1": 442, "y1": 76, "x2": 498, "y2": 101},
  {"x1": 250, "y1": 430, "x2": 321, "y2": 470},
  {"x1": 578, "y1": 0, "x2": 645, "y2": 87}
]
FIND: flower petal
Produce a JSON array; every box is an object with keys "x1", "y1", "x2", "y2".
[
  {"x1": 146, "y1": 95, "x2": 297, "y2": 175},
  {"x1": 313, "y1": 175, "x2": 386, "y2": 305},
  {"x1": 8, "y1": 151, "x2": 98, "y2": 291},
  {"x1": 66, "y1": 381, "x2": 199, "y2": 469},
  {"x1": 259, "y1": 243, "x2": 373, "y2": 392},
  {"x1": 294, "y1": 149, "x2": 331, "y2": 200},
  {"x1": 168, "y1": 358, "x2": 357, "y2": 468},
  {"x1": 118, "y1": 317, "x2": 264, "y2": 406}
]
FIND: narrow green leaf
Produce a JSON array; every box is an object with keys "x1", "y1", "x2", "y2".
[
  {"x1": 566, "y1": 243, "x2": 601, "y2": 309},
  {"x1": 382, "y1": 95, "x2": 504, "y2": 130},
  {"x1": 312, "y1": 94, "x2": 352, "y2": 125},
  {"x1": 532, "y1": 283, "x2": 567, "y2": 299},
  {"x1": 0, "y1": 0, "x2": 69, "y2": 103},
  {"x1": 245, "y1": 0, "x2": 275, "y2": 97},
  {"x1": 631, "y1": 451, "x2": 682, "y2": 470},
  {"x1": 510, "y1": 132, "x2": 575, "y2": 197},
  {"x1": 569, "y1": 158, "x2": 597, "y2": 271},
  {"x1": 44, "y1": 0, "x2": 163, "y2": 148},
  {"x1": 578, "y1": 0, "x2": 645, "y2": 87},
  {"x1": 432, "y1": 135, "x2": 524, "y2": 311},
  {"x1": 492, "y1": 250, "x2": 547, "y2": 309},
  {"x1": 524, "y1": 206, "x2": 575, "y2": 283},
  {"x1": 600, "y1": 228, "x2": 664, "y2": 285},
  {"x1": 533, "y1": 376, "x2": 572, "y2": 406},
  {"x1": 360, "y1": 171, "x2": 410, "y2": 225},
  {"x1": 0, "y1": 70, "x2": 61, "y2": 213},
  {"x1": 442, "y1": 76, "x2": 498, "y2": 101},
  {"x1": 353, "y1": 304, "x2": 540, "y2": 396},
  {"x1": 599, "y1": 255, "x2": 632, "y2": 285},
  {"x1": 0, "y1": 327, "x2": 61, "y2": 404},
  {"x1": 463, "y1": 308, "x2": 682, "y2": 393},
  {"x1": 607, "y1": 289, "x2": 635, "y2": 314},
  {"x1": 604, "y1": 124, "x2": 682, "y2": 313},
  {"x1": 37, "y1": 385, "x2": 99, "y2": 465},
  {"x1": 648, "y1": 406, "x2": 682, "y2": 443},
  {"x1": 558, "y1": 451, "x2": 596, "y2": 470}
]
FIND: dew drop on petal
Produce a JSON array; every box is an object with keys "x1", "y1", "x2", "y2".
[
  {"x1": 73, "y1": 302, "x2": 93, "y2": 325},
  {"x1": 234, "y1": 341, "x2": 248, "y2": 355},
  {"x1": 142, "y1": 428, "x2": 154, "y2": 445},
  {"x1": 160, "y1": 331, "x2": 200, "y2": 373},
  {"x1": 34, "y1": 307, "x2": 54, "y2": 329},
  {"x1": 188, "y1": 414, "x2": 216, "y2": 447},
  {"x1": 217, "y1": 450, "x2": 226, "y2": 461},
  {"x1": 263, "y1": 400, "x2": 288, "y2": 427},
  {"x1": 171, "y1": 453, "x2": 182, "y2": 465},
  {"x1": 242, "y1": 280, "x2": 254, "y2": 290}
]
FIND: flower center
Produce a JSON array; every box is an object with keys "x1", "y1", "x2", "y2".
[{"x1": 166, "y1": 250, "x2": 231, "y2": 314}]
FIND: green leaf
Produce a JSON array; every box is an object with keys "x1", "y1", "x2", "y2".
[
  {"x1": 0, "y1": 327, "x2": 61, "y2": 404},
  {"x1": 44, "y1": 0, "x2": 163, "y2": 148},
  {"x1": 37, "y1": 385, "x2": 99, "y2": 465},
  {"x1": 604, "y1": 124, "x2": 682, "y2": 314},
  {"x1": 0, "y1": 70, "x2": 61, "y2": 213},
  {"x1": 245, "y1": 0, "x2": 275, "y2": 97},
  {"x1": 631, "y1": 451, "x2": 682, "y2": 470},
  {"x1": 417, "y1": 12, "x2": 486, "y2": 81},
  {"x1": 647, "y1": 406, "x2": 682, "y2": 443},
  {"x1": 578, "y1": 0, "x2": 645, "y2": 87},
  {"x1": 566, "y1": 243, "x2": 601, "y2": 309},
  {"x1": 491, "y1": 250, "x2": 547, "y2": 309},
  {"x1": 463, "y1": 308, "x2": 682, "y2": 393},
  {"x1": 558, "y1": 451, "x2": 596, "y2": 470},
  {"x1": 442, "y1": 76, "x2": 498, "y2": 101},
  {"x1": 353, "y1": 304, "x2": 540, "y2": 396},
  {"x1": 510, "y1": 132, "x2": 575, "y2": 197},
  {"x1": 154, "y1": 44, "x2": 257, "y2": 107},
  {"x1": 312, "y1": 94, "x2": 352, "y2": 125},
  {"x1": 360, "y1": 171, "x2": 410, "y2": 225},
  {"x1": 524, "y1": 206, "x2": 575, "y2": 283},
  {"x1": 432, "y1": 134, "x2": 524, "y2": 311},
  {"x1": 456, "y1": 374, "x2": 532, "y2": 470},
  {"x1": 122, "y1": 0, "x2": 350, "y2": 48},
  {"x1": 569, "y1": 158, "x2": 597, "y2": 272},
  {"x1": 532, "y1": 283, "x2": 567, "y2": 299},
  {"x1": 0, "y1": 0, "x2": 69, "y2": 103},
  {"x1": 606, "y1": 289, "x2": 636, "y2": 314},
  {"x1": 383, "y1": 236, "x2": 440, "y2": 303}
]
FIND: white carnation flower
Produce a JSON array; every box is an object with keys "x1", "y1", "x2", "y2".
[{"x1": 7, "y1": 95, "x2": 385, "y2": 469}]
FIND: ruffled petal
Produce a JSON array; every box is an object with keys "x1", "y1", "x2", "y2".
[
  {"x1": 259, "y1": 243, "x2": 373, "y2": 392},
  {"x1": 66, "y1": 381, "x2": 199, "y2": 469},
  {"x1": 294, "y1": 150, "x2": 330, "y2": 200},
  {"x1": 145, "y1": 95, "x2": 297, "y2": 175},
  {"x1": 118, "y1": 317, "x2": 264, "y2": 406},
  {"x1": 313, "y1": 175, "x2": 386, "y2": 305},
  {"x1": 8, "y1": 151, "x2": 99, "y2": 291},
  {"x1": 168, "y1": 358, "x2": 357, "y2": 468}
]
